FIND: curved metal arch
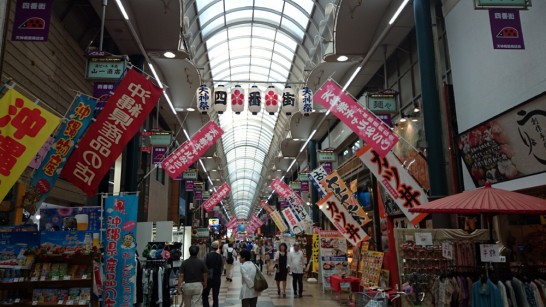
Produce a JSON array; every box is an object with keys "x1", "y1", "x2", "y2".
[
  {"x1": 223, "y1": 135, "x2": 272, "y2": 152},
  {"x1": 211, "y1": 58, "x2": 292, "y2": 80},
  {"x1": 222, "y1": 121, "x2": 276, "y2": 135},
  {"x1": 228, "y1": 168, "x2": 264, "y2": 181}
]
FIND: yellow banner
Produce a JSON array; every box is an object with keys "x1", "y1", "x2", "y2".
[
  {"x1": 312, "y1": 233, "x2": 319, "y2": 273},
  {"x1": 0, "y1": 89, "x2": 60, "y2": 202},
  {"x1": 270, "y1": 210, "x2": 287, "y2": 233}
]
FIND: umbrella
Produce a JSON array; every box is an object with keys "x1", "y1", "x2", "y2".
[{"x1": 409, "y1": 181, "x2": 546, "y2": 241}]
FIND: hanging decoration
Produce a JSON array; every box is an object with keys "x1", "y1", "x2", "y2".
[
  {"x1": 231, "y1": 85, "x2": 244, "y2": 114},
  {"x1": 282, "y1": 85, "x2": 296, "y2": 115},
  {"x1": 213, "y1": 84, "x2": 228, "y2": 114},
  {"x1": 248, "y1": 85, "x2": 262, "y2": 115},
  {"x1": 196, "y1": 84, "x2": 211, "y2": 114},
  {"x1": 264, "y1": 86, "x2": 279, "y2": 115},
  {"x1": 299, "y1": 87, "x2": 313, "y2": 116}
]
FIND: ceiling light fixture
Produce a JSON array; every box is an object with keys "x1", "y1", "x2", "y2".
[
  {"x1": 389, "y1": 0, "x2": 410, "y2": 25},
  {"x1": 148, "y1": 63, "x2": 163, "y2": 89},
  {"x1": 399, "y1": 113, "x2": 408, "y2": 123},
  {"x1": 413, "y1": 101, "x2": 420, "y2": 113},
  {"x1": 163, "y1": 91, "x2": 176, "y2": 115},
  {"x1": 186, "y1": 107, "x2": 195, "y2": 111},
  {"x1": 411, "y1": 118, "x2": 418, "y2": 122},
  {"x1": 342, "y1": 66, "x2": 362, "y2": 92},
  {"x1": 115, "y1": 0, "x2": 129, "y2": 20},
  {"x1": 183, "y1": 129, "x2": 191, "y2": 139},
  {"x1": 337, "y1": 55, "x2": 348, "y2": 62},
  {"x1": 164, "y1": 51, "x2": 176, "y2": 58},
  {"x1": 292, "y1": 138, "x2": 300, "y2": 141}
]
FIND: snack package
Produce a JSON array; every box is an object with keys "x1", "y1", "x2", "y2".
[
  {"x1": 32, "y1": 289, "x2": 44, "y2": 303},
  {"x1": 32, "y1": 263, "x2": 42, "y2": 279},
  {"x1": 40, "y1": 263, "x2": 51, "y2": 280},
  {"x1": 68, "y1": 288, "x2": 80, "y2": 301},
  {"x1": 58, "y1": 263, "x2": 68, "y2": 278},
  {"x1": 43, "y1": 289, "x2": 58, "y2": 303},
  {"x1": 50, "y1": 263, "x2": 60, "y2": 279},
  {"x1": 79, "y1": 288, "x2": 91, "y2": 301},
  {"x1": 76, "y1": 265, "x2": 88, "y2": 279},
  {"x1": 69, "y1": 265, "x2": 79, "y2": 279},
  {"x1": 57, "y1": 289, "x2": 68, "y2": 304}
]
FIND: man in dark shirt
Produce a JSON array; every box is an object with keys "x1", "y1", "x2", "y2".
[
  {"x1": 202, "y1": 241, "x2": 223, "y2": 307},
  {"x1": 178, "y1": 245, "x2": 208, "y2": 307}
]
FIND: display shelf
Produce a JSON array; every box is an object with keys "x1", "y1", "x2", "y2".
[
  {"x1": 5, "y1": 300, "x2": 91, "y2": 307},
  {"x1": 0, "y1": 279, "x2": 92, "y2": 290}
]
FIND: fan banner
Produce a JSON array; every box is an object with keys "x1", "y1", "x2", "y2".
[
  {"x1": 29, "y1": 95, "x2": 97, "y2": 205},
  {"x1": 270, "y1": 210, "x2": 287, "y2": 233},
  {"x1": 162, "y1": 121, "x2": 224, "y2": 180},
  {"x1": 259, "y1": 200, "x2": 275, "y2": 215},
  {"x1": 320, "y1": 171, "x2": 372, "y2": 227},
  {"x1": 356, "y1": 145, "x2": 428, "y2": 225},
  {"x1": 308, "y1": 165, "x2": 328, "y2": 198},
  {"x1": 202, "y1": 183, "x2": 230, "y2": 212},
  {"x1": 318, "y1": 193, "x2": 369, "y2": 246},
  {"x1": 0, "y1": 89, "x2": 60, "y2": 202},
  {"x1": 281, "y1": 207, "x2": 304, "y2": 234},
  {"x1": 103, "y1": 194, "x2": 138, "y2": 307},
  {"x1": 62, "y1": 69, "x2": 162, "y2": 196},
  {"x1": 271, "y1": 177, "x2": 305, "y2": 206},
  {"x1": 314, "y1": 79, "x2": 398, "y2": 156}
]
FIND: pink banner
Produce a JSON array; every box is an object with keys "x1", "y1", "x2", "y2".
[
  {"x1": 314, "y1": 80, "x2": 398, "y2": 156},
  {"x1": 271, "y1": 178, "x2": 305, "y2": 206},
  {"x1": 202, "y1": 183, "x2": 230, "y2": 212},
  {"x1": 259, "y1": 200, "x2": 275, "y2": 215},
  {"x1": 226, "y1": 217, "x2": 238, "y2": 229},
  {"x1": 162, "y1": 121, "x2": 223, "y2": 179}
]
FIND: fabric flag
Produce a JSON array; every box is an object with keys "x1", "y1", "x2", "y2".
[
  {"x1": 28, "y1": 95, "x2": 97, "y2": 205},
  {"x1": 0, "y1": 89, "x2": 60, "y2": 202},
  {"x1": 259, "y1": 200, "x2": 275, "y2": 215},
  {"x1": 270, "y1": 211, "x2": 287, "y2": 233},
  {"x1": 162, "y1": 121, "x2": 223, "y2": 180},
  {"x1": 318, "y1": 192, "x2": 369, "y2": 246},
  {"x1": 314, "y1": 79, "x2": 398, "y2": 156},
  {"x1": 202, "y1": 183, "x2": 230, "y2": 212},
  {"x1": 62, "y1": 69, "x2": 162, "y2": 196},
  {"x1": 308, "y1": 165, "x2": 328, "y2": 198},
  {"x1": 312, "y1": 233, "x2": 319, "y2": 273},
  {"x1": 271, "y1": 177, "x2": 305, "y2": 206},
  {"x1": 281, "y1": 207, "x2": 303, "y2": 234},
  {"x1": 321, "y1": 171, "x2": 371, "y2": 227},
  {"x1": 103, "y1": 194, "x2": 138, "y2": 307},
  {"x1": 356, "y1": 145, "x2": 428, "y2": 225}
]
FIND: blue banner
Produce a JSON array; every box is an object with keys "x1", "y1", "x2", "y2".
[
  {"x1": 104, "y1": 194, "x2": 138, "y2": 307},
  {"x1": 28, "y1": 95, "x2": 97, "y2": 204}
]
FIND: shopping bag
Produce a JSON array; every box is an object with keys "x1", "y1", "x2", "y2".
[{"x1": 253, "y1": 264, "x2": 268, "y2": 292}]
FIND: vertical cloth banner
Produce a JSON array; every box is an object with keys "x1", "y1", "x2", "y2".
[
  {"x1": 202, "y1": 183, "x2": 230, "y2": 212},
  {"x1": 62, "y1": 69, "x2": 162, "y2": 196},
  {"x1": 271, "y1": 177, "x2": 305, "y2": 206},
  {"x1": 308, "y1": 165, "x2": 328, "y2": 198},
  {"x1": 259, "y1": 200, "x2": 275, "y2": 215},
  {"x1": 11, "y1": 0, "x2": 53, "y2": 42},
  {"x1": 312, "y1": 233, "x2": 319, "y2": 273},
  {"x1": 29, "y1": 95, "x2": 97, "y2": 204},
  {"x1": 314, "y1": 79, "x2": 398, "y2": 156},
  {"x1": 162, "y1": 121, "x2": 224, "y2": 180},
  {"x1": 270, "y1": 211, "x2": 287, "y2": 233},
  {"x1": 0, "y1": 89, "x2": 60, "y2": 202},
  {"x1": 318, "y1": 193, "x2": 369, "y2": 246},
  {"x1": 103, "y1": 194, "x2": 138, "y2": 307},
  {"x1": 281, "y1": 207, "x2": 303, "y2": 234},
  {"x1": 356, "y1": 145, "x2": 428, "y2": 225}
]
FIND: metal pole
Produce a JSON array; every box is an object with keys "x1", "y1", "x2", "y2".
[
  {"x1": 99, "y1": 0, "x2": 108, "y2": 51},
  {"x1": 371, "y1": 175, "x2": 382, "y2": 252}
]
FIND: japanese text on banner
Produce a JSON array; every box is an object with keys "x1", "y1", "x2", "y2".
[
  {"x1": 61, "y1": 69, "x2": 162, "y2": 196},
  {"x1": 308, "y1": 165, "x2": 328, "y2": 198},
  {"x1": 314, "y1": 80, "x2": 398, "y2": 156},
  {"x1": 162, "y1": 121, "x2": 224, "y2": 179},
  {"x1": 259, "y1": 200, "x2": 275, "y2": 215},
  {"x1": 0, "y1": 89, "x2": 60, "y2": 202},
  {"x1": 318, "y1": 193, "x2": 369, "y2": 246},
  {"x1": 356, "y1": 145, "x2": 428, "y2": 225},
  {"x1": 103, "y1": 194, "x2": 138, "y2": 307},
  {"x1": 281, "y1": 207, "x2": 303, "y2": 234},
  {"x1": 271, "y1": 177, "x2": 305, "y2": 206},
  {"x1": 202, "y1": 183, "x2": 230, "y2": 212},
  {"x1": 270, "y1": 211, "x2": 287, "y2": 233}
]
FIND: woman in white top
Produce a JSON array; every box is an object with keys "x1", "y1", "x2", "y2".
[
  {"x1": 253, "y1": 240, "x2": 266, "y2": 271},
  {"x1": 223, "y1": 242, "x2": 237, "y2": 282},
  {"x1": 239, "y1": 250, "x2": 259, "y2": 307}
]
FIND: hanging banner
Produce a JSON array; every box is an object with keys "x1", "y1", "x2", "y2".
[
  {"x1": 312, "y1": 233, "x2": 319, "y2": 273},
  {"x1": 301, "y1": 181, "x2": 310, "y2": 193},
  {"x1": 356, "y1": 145, "x2": 429, "y2": 225},
  {"x1": 103, "y1": 194, "x2": 138, "y2": 307},
  {"x1": 62, "y1": 69, "x2": 162, "y2": 196},
  {"x1": 489, "y1": 8, "x2": 525, "y2": 50},
  {"x1": 318, "y1": 193, "x2": 369, "y2": 246},
  {"x1": 321, "y1": 171, "x2": 371, "y2": 227},
  {"x1": 271, "y1": 177, "x2": 305, "y2": 206},
  {"x1": 28, "y1": 136, "x2": 54, "y2": 169},
  {"x1": 314, "y1": 79, "x2": 398, "y2": 156},
  {"x1": 281, "y1": 207, "x2": 303, "y2": 234},
  {"x1": 29, "y1": 95, "x2": 97, "y2": 204},
  {"x1": 152, "y1": 146, "x2": 168, "y2": 164},
  {"x1": 202, "y1": 183, "x2": 230, "y2": 212},
  {"x1": 162, "y1": 121, "x2": 223, "y2": 180},
  {"x1": 308, "y1": 165, "x2": 328, "y2": 198},
  {"x1": 226, "y1": 217, "x2": 238, "y2": 230},
  {"x1": 319, "y1": 230, "x2": 349, "y2": 290},
  {"x1": 11, "y1": 0, "x2": 53, "y2": 42},
  {"x1": 259, "y1": 200, "x2": 275, "y2": 215},
  {"x1": 270, "y1": 210, "x2": 287, "y2": 233},
  {"x1": 0, "y1": 89, "x2": 60, "y2": 202}
]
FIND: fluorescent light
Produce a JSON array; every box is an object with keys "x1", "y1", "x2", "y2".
[
  {"x1": 163, "y1": 91, "x2": 176, "y2": 115},
  {"x1": 292, "y1": 138, "x2": 300, "y2": 141},
  {"x1": 342, "y1": 66, "x2": 362, "y2": 92},
  {"x1": 337, "y1": 55, "x2": 348, "y2": 62},
  {"x1": 411, "y1": 118, "x2": 418, "y2": 122},
  {"x1": 115, "y1": 0, "x2": 129, "y2": 20},
  {"x1": 287, "y1": 159, "x2": 297, "y2": 172},
  {"x1": 389, "y1": 0, "x2": 410, "y2": 25},
  {"x1": 164, "y1": 51, "x2": 176, "y2": 58},
  {"x1": 400, "y1": 117, "x2": 407, "y2": 123},
  {"x1": 183, "y1": 129, "x2": 190, "y2": 139},
  {"x1": 199, "y1": 159, "x2": 207, "y2": 173},
  {"x1": 186, "y1": 107, "x2": 195, "y2": 111},
  {"x1": 148, "y1": 63, "x2": 163, "y2": 89}
]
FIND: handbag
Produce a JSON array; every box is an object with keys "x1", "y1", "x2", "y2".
[{"x1": 253, "y1": 264, "x2": 268, "y2": 292}]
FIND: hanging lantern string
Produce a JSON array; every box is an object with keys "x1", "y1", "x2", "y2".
[{"x1": 202, "y1": 80, "x2": 307, "y2": 85}]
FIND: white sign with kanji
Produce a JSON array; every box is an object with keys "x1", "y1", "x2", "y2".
[
  {"x1": 442, "y1": 242, "x2": 453, "y2": 260},
  {"x1": 480, "y1": 244, "x2": 505, "y2": 263}
]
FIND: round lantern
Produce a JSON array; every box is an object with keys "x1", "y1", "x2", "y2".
[
  {"x1": 264, "y1": 85, "x2": 279, "y2": 115},
  {"x1": 231, "y1": 85, "x2": 244, "y2": 114},
  {"x1": 196, "y1": 84, "x2": 211, "y2": 114},
  {"x1": 213, "y1": 84, "x2": 228, "y2": 114},
  {"x1": 248, "y1": 85, "x2": 262, "y2": 115},
  {"x1": 298, "y1": 87, "x2": 313, "y2": 116},
  {"x1": 282, "y1": 85, "x2": 296, "y2": 115}
]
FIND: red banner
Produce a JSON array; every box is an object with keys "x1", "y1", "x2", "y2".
[
  {"x1": 271, "y1": 178, "x2": 305, "y2": 206},
  {"x1": 62, "y1": 69, "x2": 162, "y2": 196},
  {"x1": 314, "y1": 80, "x2": 398, "y2": 156},
  {"x1": 202, "y1": 183, "x2": 230, "y2": 212},
  {"x1": 162, "y1": 121, "x2": 223, "y2": 180},
  {"x1": 259, "y1": 200, "x2": 275, "y2": 214}
]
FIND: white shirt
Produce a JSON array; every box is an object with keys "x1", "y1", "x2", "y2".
[
  {"x1": 222, "y1": 243, "x2": 229, "y2": 256},
  {"x1": 240, "y1": 261, "x2": 259, "y2": 299},
  {"x1": 253, "y1": 245, "x2": 265, "y2": 260},
  {"x1": 223, "y1": 247, "x2": 237, "y2": 260},
  {"x1": 287, "y1": 250, "x2": 305, "y2": 274}
]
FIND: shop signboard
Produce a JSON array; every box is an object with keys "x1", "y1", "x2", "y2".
[
  {"x1": 458, "y1": 84, "x2": 546, "y2": 187},
  {"x1": 40, "y1": 207, "x2": 101, "y2": 232},
  {"x1": 317, "y1": 150, "x2": 336, "y2": 162},
  {"x1": 321, "y1": 171, "x2": 372, "y2": 227},
  {"x1": 479, "y1": 244, "x2": 505, "y2": 262},
  {"x1": 103, "y1": 194, "x2": 138, "y2": 307},
  {"x1": 194, "y1": 190, "x2": 202, "y2": 201},
  {"x1": 376, "y1": 114, "x2": 393, "y2": 127},
  {"x1": 314, "y1": 79, "x2": 399, "y2": 157},
  {"x1": 162, "y1": 121, "x2": 224, "y2": 180},
  {"x1": 442, "y1": 242, "x2": 454, "y2": 260},
  {"x1": 322, "y1": 162, "x2": 333, "y2": 174},
  {"x1": 476, "y1": 0, "x2": 527, "y2": 8},
  {"x1": 0, "y1": 230, "x2": 39, "y2": 269},
  {"x1": 298, "y1": 173, "x2": 309, "y2": 181},
  {"x1": 202, "y1": 183, "x2": 230, "y2": 212},
  {"x1": 356, "y1": 145, "x2": 429, "y2": 225},
  {"x1": 152, "y1": 146, "x2": 168, "y2": 164},
  {"x1": 366, "y1": 91, "x2": 397, "y2": 113},
  {"x1": 290, "y1": 181, "x2": 301, "y2": 190},
  {"x1": 11, "y1": 0, "x2": 53, "y2": 42},
  {"x1": 93, "y1": 82, "x2": 115, "y2": 100},
  {"x1": 270, "y1": 210, "x2": 287, "y2": 233},
  {"x1": 308, "y1": 165, "x2": 328, "y2": 198},
  {"x1": 301, "y1": 181, "x2": 310, "y2": 193},
  {"x1": 40, "y1": 231, "x2": 97, "y2": 250},
  {"x1": 86, "y1": 57, "x2": 126, "y2": 80},
  {"x1": 202, "y1": 191, "x2": 210, "y2": 199},
  {"x1": 318, "y1": 193, "x2": 369, "y2": 246},
  {"x1": 318, "y1": 230, "x2": 349, "y2": 290},
  {"x1": 185, "y1": 180, "x2": 194, "y2": 191},
  {"x1": 489, "y1": 8, "x2": 525, "y2": 50},
  {"x1": 182, "y1": 169, "x2": 198, "y2": 180},
  {"x1": 62, "y1": 69, "x2": 162, "y2": 196},
  {"x1": 0, "y1": 89, "x2": 60, "y2": 203}
]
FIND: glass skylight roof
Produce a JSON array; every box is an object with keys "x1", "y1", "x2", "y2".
[{"x1": 194, "y1": 0, "x2": 314, "y2": 219}]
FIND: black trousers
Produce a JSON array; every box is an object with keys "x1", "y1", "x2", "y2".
[
  {"x1": 241, "y1": 297, "x2": 257, "y2": 307},
  {"x1": 202, "y1": 275, "x2": 221, "y2": 307},
  {"x1": 292, "y1": 273, "x2": 303, "y2": 295}
]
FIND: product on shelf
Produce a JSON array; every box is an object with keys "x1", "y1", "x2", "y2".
[{"x1": 40, "y1": 263, "x2": 51, "y2": 280}]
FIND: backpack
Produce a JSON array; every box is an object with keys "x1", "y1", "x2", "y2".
[
  {"x1": 253, "y1": 264, "x2": 268, "y2": 292},
  {"x1": 226, "y1": 249, "x2": 234, "y2": 264}
]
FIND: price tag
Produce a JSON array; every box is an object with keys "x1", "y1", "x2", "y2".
[
  {"x1": 81, "y1": 274, "x2": 88, "y2": 280},
  {"x1": 78, "y1": 299, "x2": 87, "y2": 305},
  {"x1": 40, "y1": 276, "x2": 47, "y2": 281},
  {"x1": 14, "y1": 298, "x2": 20, "y2": 303},
  {"x1": 52, "y1": 276, "x2": 60, "y2": 281},
  {"x1": 32, "y1": 301, "x2": 38, "y2": 305},
  {"x1": 500, "y1": 256, "x2": 506, "y2": 263},
  {"x1": 58, "y1": 300, "x2": 64, "y2": 305},
  {"x1": 66, "y1": 300, "x2": 74, "y2": 305},
  {"x1": 31, "y1": 277, "x2": 38, "y2": 281},
  {"x1": 19, "y1": 277, "x2": 25, "y2": 282},
  {"x1": 63, "y1": 275, "x2": 71, "y2": 280}
]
